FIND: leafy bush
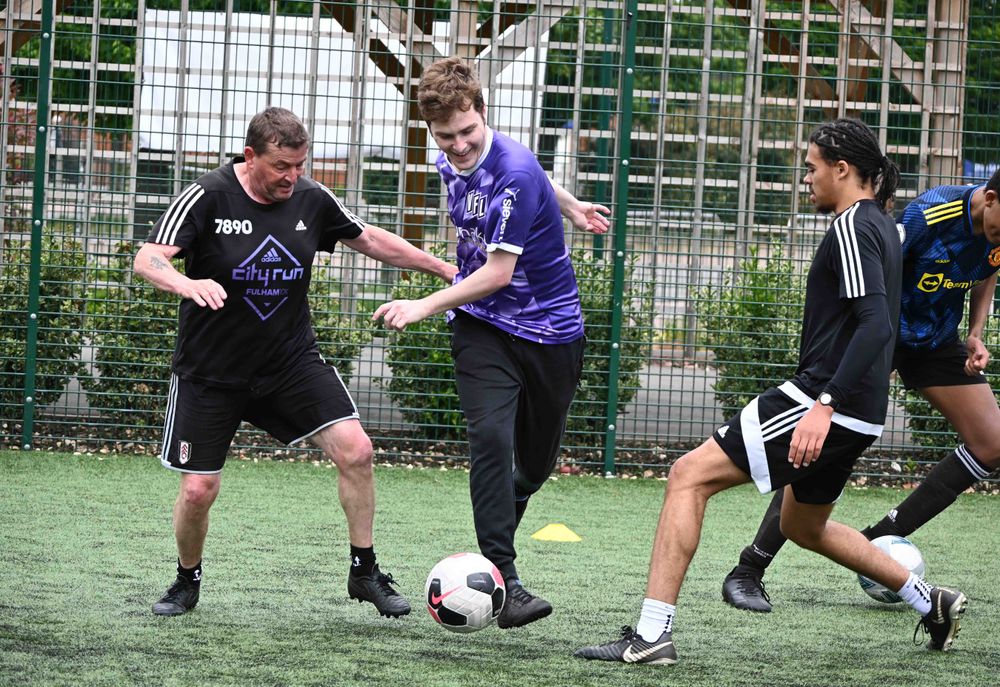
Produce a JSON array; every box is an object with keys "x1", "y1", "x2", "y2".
[
  {"x1": 695, "y1": 245, "x2": 804, "y2": 417},
  {"x1": 570, "y1": 250, "x2": 655, "y2": 439},
  {"x1": 379, "y1": 264, "x2": 465, "y2": 440},
  {"x1": 308, "y1": 259, "x2": 375, "y2": 385},
  {"x1": 0, "y1": 236, "x2": 87, "y2": 416},
  {"x1": 83, "y1": 244, "x2": 371, "y2": 431},
  {"x1": 82, "y1": 243, "x2": 177, "y2": 429},
  {"x1": 380, "y1": 248, "x2": 655, "y2": 445}
]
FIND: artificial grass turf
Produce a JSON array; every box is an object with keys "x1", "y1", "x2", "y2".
[{"x1": 1, "y1": 450, "x2": 998, "y2": 686}]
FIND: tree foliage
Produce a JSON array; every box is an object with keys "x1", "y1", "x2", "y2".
[{"x1": 695, "y1": 245, "x2": 804, "y2": 417}]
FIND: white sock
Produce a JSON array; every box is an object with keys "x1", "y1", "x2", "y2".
[
  {"x1": 896, "y1": 573, "x2": 932, "y2": 616},
  {"x1": 636, "y1": 598, "x2": 675, "y2": 641}
]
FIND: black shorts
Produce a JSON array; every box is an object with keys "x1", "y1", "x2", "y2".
[
  {"x1": 894, "y1": 340, "x2": 990, "y2": 390},
  {"x1": 713, "y1": 381, "x2": 882, "y2": 504},
  {"x1": 159, "y1": 349, "x2": 360, "y2": 473}
]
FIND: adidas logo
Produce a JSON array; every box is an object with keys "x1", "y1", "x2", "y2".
[
  {"x1": 261, "y1": 247, "x2": 282, "y2": 263},
  {"x1": 295, "y1": 220, "x2": 307, "y2": 232}
]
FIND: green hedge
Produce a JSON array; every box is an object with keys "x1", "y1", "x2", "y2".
[
  {"x1": 82, "y1": 243, "x2": 176, "y2": 429},
  {"x1": 0, "y1": 236, "x2": 87, "y2": 415},
  {"x1": 381, "y1": 248, "x2": 655, "y2": 445},
  {"x1": 696, "y1": 245, "x2": 804, "y2": 417}
]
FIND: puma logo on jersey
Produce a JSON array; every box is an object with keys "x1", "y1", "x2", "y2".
[{"x1": 504, "y1": 187, "x2": 520, "y2": 201}]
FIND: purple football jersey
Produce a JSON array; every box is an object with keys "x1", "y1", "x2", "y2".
[{"x1": 437, "y1": 129, "x2": 584, "y2": 344}]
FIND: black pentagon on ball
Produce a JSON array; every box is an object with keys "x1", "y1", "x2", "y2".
[
  {"x1": 436, "y1": 605, "x2": 469, "y2": 627},
  {"x1": 465, "y1": 571, "x2": 497, "y2": 594},
  {"x1": 491, "y1": 587, "x2": 504, "y2": 615}
]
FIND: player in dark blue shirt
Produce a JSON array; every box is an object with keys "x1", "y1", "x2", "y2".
[
  {"x1": 373, "y1": 57, "x2": 609, "y2": 629},
  {"x1": 577, "y1": 119, "x2": 966, "y2": 667},
  {"x1": 720, "y1": 169, "x2": 1000, "y2": 616}
]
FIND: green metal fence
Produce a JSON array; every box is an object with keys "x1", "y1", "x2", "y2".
[{"x1": 3, "y1": 0, "x2": 999, "y2": 483}]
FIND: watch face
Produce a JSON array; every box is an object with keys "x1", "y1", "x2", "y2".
[{"x1": 819, "y1": 393, "x2": 833, "y2": 406}]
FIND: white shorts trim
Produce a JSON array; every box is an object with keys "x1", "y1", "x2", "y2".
[
  {"x1": 777, "y1": 381, "x2": 884, "y2": 437},
  {"x1": 288, "y1": 414, "x2": 361, "y2": 446}
]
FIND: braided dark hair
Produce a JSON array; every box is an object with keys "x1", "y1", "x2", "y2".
[{"x1": 808, "y1": 118, "x2": 899, "y2": 211}]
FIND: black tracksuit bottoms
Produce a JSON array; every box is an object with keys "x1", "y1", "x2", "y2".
[{"x1": 450, "y1": 311, "x2": 585, "y2": 582}]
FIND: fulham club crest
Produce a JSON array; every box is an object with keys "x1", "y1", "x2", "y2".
[{"x1": 179, "y1": 440, "x2": 192, "y2": 465}]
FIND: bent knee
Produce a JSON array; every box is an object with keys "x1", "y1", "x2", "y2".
[
  {"x1": 180, "y1": 478, "x2": 219, "y2": 509},
  {"x1": 331, "y1": 437, "x2": 374, "y2": 472},
  {"x1": 665, "y1": 454, "x2": 710, "y2": 495}
]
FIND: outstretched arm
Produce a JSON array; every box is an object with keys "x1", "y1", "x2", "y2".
[
  {"x1": 133, "y1": 242, "x2": 227, "y2": 310},
  {"x1": 373, "y1": 250, "x2": 517, "y2": 331},
  {"x1": 341, "y1": 224, "x2": 458, "y2": 284},
  {"x1": 549, "y1": 178, "x2": 610, "y2": 235}
]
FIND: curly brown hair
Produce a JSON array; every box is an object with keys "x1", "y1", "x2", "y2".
[{"x1": 417, "y1": 57, "x2": 486, "y2": 124}]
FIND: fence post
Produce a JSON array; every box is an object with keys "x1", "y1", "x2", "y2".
[
  {"x1": 21, "y1": 1, "x2": 54, "y2": 451},
  {"x1": 601, "y1": 0, "x2": 637, "y2": 477}
]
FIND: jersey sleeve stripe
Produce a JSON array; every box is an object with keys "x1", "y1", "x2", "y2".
[
  {"x1": 489, "y1": 241, "x2": 524, "y2": 255},
  {"x1": 154, "y1": 183, "x2": 205, "y2": 245},
  {"x1": 833, "y1": 203, "x2": 866, "y2": 298},
  {"x1": 925, "y1": 208, "x2": 964, "y2": 225},
  {"x1": 319, "y1": 184, "x2": 366, "y2": 231},
  {"x1": 922, "y1": 199, "x2": 964, "y2": 220}
]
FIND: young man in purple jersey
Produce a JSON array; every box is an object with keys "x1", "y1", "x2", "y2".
[
  {"x1": 722, "y1": 168, "x2": 1000, "y2": 614},
  {"x1": 134, "y1": 107, "x2": 457, "y2": 619},
  {"x1": 373, "y1": 56, "x2": 609, "y2": 628},
  {"x1": 575, "y1": 119, "x2": 967, "y2": 666}
]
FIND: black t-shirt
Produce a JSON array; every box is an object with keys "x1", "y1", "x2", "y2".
[
  {"x1": 794, "y1": 199, "x2": 903, "y2": 423},
  {"x1": 145, "y1": 158, "x2": 364, "y2": 389}
]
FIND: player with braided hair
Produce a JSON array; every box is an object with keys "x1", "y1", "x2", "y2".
[
  {"x1": 575, "y1": 119, "x2": 967, "y2": 667},
  {"x1": 721, "y1": 165, "x2": 1000, "y2": 614}
]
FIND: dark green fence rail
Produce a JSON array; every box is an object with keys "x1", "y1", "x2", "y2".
[{"x1": 2, "y1": 0, "x2": 999, "y2": 486}]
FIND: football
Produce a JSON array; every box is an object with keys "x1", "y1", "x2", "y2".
[
  {"x1": 425, "y1": 552, "x2": 506, "y2": 633},
  {"x1": 857, "y1": 535, "x2": 926, "y2": 604}
]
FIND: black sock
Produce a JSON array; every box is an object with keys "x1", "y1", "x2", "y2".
[
  {"x1": 350, "y1": 545, "x2": 376, "y2": 577},
  {"x1": 177, "y1": 559, "x2": 202, "y2": 585},
  {"x1": 737, "y1": 490, "x2": 787, "y2": 574},
  {"x1": 864, "y1": 446, "x2": 988, "y2": 539}
]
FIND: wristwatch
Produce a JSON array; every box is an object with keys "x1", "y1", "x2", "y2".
[{"x1": 818, "y1": 392, "x2": 838, "y2": 410}]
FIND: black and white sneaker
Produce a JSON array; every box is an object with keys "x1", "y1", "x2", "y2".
[
  {"x1": 152, "y1": 575, "x2": 200, "y2": 616},
  {"x1": 722, "y1": 565, "x2": 772, "y2": 612},
  {"x1": 575, "y1": 626, "x2": 677, "y2": 665},
  {"x1": 915, "y1": 587, "x2": 967, "y2": 651},
  {"x1": 347, "y1": 564, "x2": 411, "y2": 618},
  {"x1": 497, "y1": 582, "x2": 552, "y2": 628}
]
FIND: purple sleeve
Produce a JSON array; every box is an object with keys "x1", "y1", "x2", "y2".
[{"x1": 482, "y1": 172, "x2": 540, "y2": 254}]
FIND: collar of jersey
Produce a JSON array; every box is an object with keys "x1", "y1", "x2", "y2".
[{"x1": 449, "y1": 127, "x2": 495, "y2": 177}]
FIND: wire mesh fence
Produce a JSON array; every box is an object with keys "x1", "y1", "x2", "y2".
[{"x1": 2, "y1": 0, "x2": 999, "y2": 484}]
